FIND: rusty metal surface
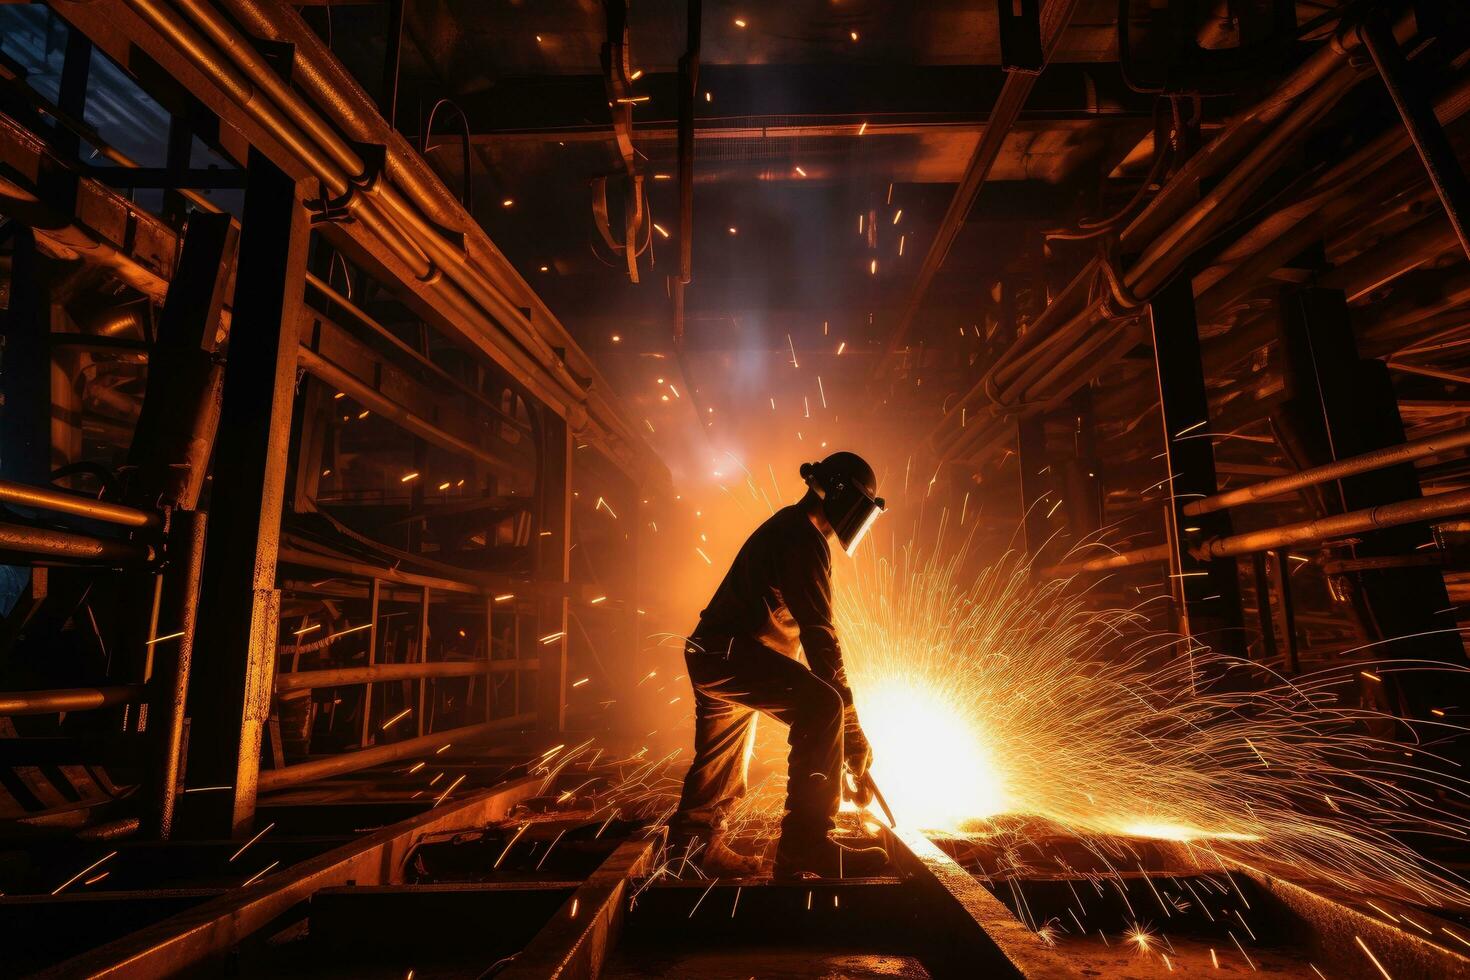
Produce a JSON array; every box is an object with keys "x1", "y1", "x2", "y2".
[
  {"x1": 1246, "y1": 870, "x2": 1470, "y2": 980},
  {"x1": 32, "y1": 776, "x2": 539, "y2": 978}
]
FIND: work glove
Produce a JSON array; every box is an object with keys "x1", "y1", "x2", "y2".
[{"x1": 842, "y1": 706, "x2": 872, "y2": 779}]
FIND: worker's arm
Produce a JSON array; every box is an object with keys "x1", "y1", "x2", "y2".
[
  {"x1": 777, "y1": 533, "x2": 852, "y2": 705},
  {"x1": 778, "y1": 532, "x2": 873, "y2": 776}
]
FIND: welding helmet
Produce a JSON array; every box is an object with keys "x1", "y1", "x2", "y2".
[{"x1": 800, "y1": 452, "x2": 886, "y2": 555}]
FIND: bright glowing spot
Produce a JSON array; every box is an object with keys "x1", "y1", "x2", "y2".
[{"x1": 854, "y1": 681, "x2": 1006, "y2": 828}]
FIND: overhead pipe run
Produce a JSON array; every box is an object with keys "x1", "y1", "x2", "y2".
[
  {"x1": 1185, "y1": 425, "x2": 1470, "y2": 516},
  {"x1": 928, "y1": 12, "x2": 1427, "y2": 466},
  {"x1": 201, "y1": 0, "x2": 656, "y2": 479},
  {"x1": 91, "y1": 0, "x2": 656, "y2": 484},
  {"x1": 1053, "y1": 486, "x2": 1470, "y2": 576}
]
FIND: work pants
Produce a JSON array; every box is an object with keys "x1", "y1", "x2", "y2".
[{"x1": 672, "y1": 635, "x2": 845, "y2": 843}]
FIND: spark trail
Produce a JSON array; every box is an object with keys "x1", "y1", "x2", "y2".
[{"x1": 835, "y1": 535, "x2": 1470, "y2": 908}]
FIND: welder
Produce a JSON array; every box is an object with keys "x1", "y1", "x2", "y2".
[{"x1": 671, "y1": 451, "x2": 889, "y2": 879}]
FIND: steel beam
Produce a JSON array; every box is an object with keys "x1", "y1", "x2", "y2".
[
  {"x1": 1185, "y1": 424, "x2": 1470, "y2": 516},
  {"x1": 884, "y1": 827, "x2": 1082, "y2": 978},
  {"x1": 535, "y1": 414, "x2": 573, "y2": 733},
  {"x1": 1362, "y1": 12, "x2": 1470, "y2": 263},
  {"x1": 875, "y1": 0, "x2": 1083, "y2": 375},
  {"x1": 143, "y1": 509, "x2": 208, "y2": 839},
  {"x1": 184, "y1": 149, "x2": 310, "y2": 838},
  {"x1": 2, "y1": 226, "x2": 52, "y2": 488},
  {"x1": 35, "y1": 776, "x2": 538, "y2": 978},
  {"x1": 0, "y1": 685, "x2": 143, "y2": 716},
  {"x1": 499, "y1": 834, "x2": 663, "y2": 980},
  {"x1": 1148, "y1": 273, "x2": 1246, "y2": 660},
  {"x1": 126, "y1": 209, "x2": 236, "y2": 511}
]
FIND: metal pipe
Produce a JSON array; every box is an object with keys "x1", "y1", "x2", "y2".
[
  {"x1": 145, "y1": 508, "x2": 206, "y2": 839},
  {"x1": 1055, "y1": 487, "x2": 1470, "y2": 574},
  {"x1": 218, "y1": 0, "x2": 654, "y2": 466},
  {"x1": 933, "y1": 14, "x2": 1447, "y2": 465},
  {"x1": 1206, "y1": 487, "x2": 1470, "y2": 559},
  {"x1": 276, "y1": 659, "x2": 535, "y2": 693},
  {"x1": 0, "y1": 478, "x2": 160, "y2": 528},
  {"x1": 1185, "y1": 426, "x2": 1470, "y2": 516},
  {"x1": 0, "y1": 521, "x2": 154, "y2": 564},
  {"x1": 296, "y1": 347, "x2": 509, "y2": 471},
  {"x1": 278, "y1": 546, "x2": 501, "y2": 596},
  {"x1": 256, "y1": 714, "x2": 535, "y2": 792},
  {"x1": 174, "y1": 0, "x2": 588, "y2": 407},
  {"x1": 121, "y1": 0, "x2": 590, "y2": 418},
  {"x1": 0, "y1": 685, "x2": 143, "y2": 716}
]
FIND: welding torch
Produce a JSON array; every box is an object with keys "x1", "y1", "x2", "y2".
[{"x1": 844, "y1": 767, "x2": 896, "y2": 828}]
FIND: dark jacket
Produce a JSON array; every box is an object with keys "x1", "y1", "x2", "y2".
[{"x1": 695, "y1": 504, "x2": 853, "y2": 705}]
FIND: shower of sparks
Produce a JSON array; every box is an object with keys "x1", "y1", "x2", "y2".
[{"x1": 826, "y1": 531, "x2": 1470, "y2": 908}]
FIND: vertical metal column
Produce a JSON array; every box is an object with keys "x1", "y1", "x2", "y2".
[
  {"x1": 143, "y1": 509, "x2": 207, "y2": 838},
  {"x1": 184, "y1": 150, "x2": 309, "y2": 838},
  {"x1": 1250, "y1": 552, "x2": 1279, "y2": 662},
  {"x1": 417, "y1": 585, "x2": 430, "y2": 737},
  {"x1": 360, "y1": 578, "x2": 382, "y2": 747},
  {"x1": 128, "y1": 210, "x2": 236, "y2": 509},
  {"x1": 1016, "y1": 415, "x2": 1053, "y2": 559},
  {"x1": 1276, "y1": 286, "x2": 1465, "y2": 717},
  {"x1": 536, "y1": 414, "x2": 573, "y2": 733},
  {"x1": 1269, "y1": 549, "x2": 1299, "y2": 675},
  {"x1": 2, "y1": 228, "x2": 52, "y2": 487},
  {"x1": 1149, "y1": 273, "x2": 1246, "y2": 660}
]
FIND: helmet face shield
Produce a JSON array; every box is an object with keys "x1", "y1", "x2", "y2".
[
  {"x1": 802, "y1": 451, "x2": 886, "y2": 555},
  {"x1": 832, "y1": 490, "x2": 885, "y2": 555}
]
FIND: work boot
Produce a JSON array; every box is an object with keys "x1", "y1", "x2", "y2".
[
  {"x1": 772, "y1": 833, "x2": 890, "y2": 879},
  {"x1": 701, "y1": 836, "x2": 764, "y2": 877}
]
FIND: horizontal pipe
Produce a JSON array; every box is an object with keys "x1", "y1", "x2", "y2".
[
  {"x1": 277, "y1": 546, "x2": 505, "y2": 596},
  {"x1": 276, "y1": 659, "x2": 537, "y2": 693},
  {"x1": 295, "y1": 347, "x2": 512, "y2": 474},
  {"x1": 256, "y1": 714, "x2": 536, "y2": 792},
  {"x1": 1185, "y1": 426, "x2": 1470, "y2": 516},
  {"x1": 0, "y1": 685, "x2": 143, "y2": 716},
  {"x1": 0, "y1": 478, "x2": 160, "y2": 528},
  {"x1": 0, "y1": 522, "x2": 155, "y2": 565},
  {"x1": 1049, "y1": 544, "x2": 1173, "y2": 576},
  {"x1": 1205, "y1": 487, "x2": 1470, "y2": 558},
  {"x1": 1055, "y1": 487, "x2": 1470, "y2": 574}
]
